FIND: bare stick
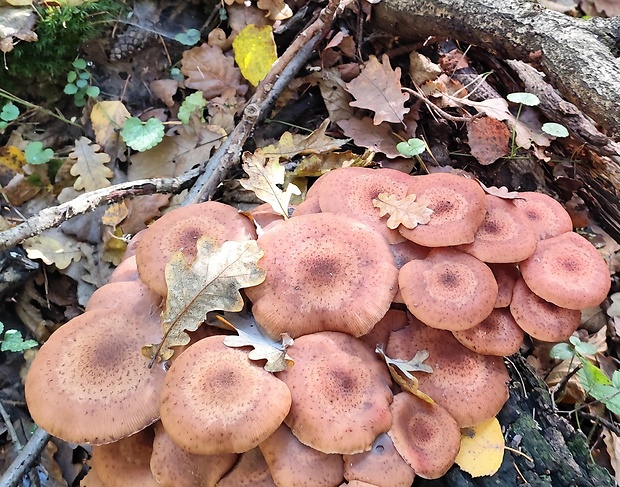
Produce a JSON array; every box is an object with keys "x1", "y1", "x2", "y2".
[{"x1": 0, "y1": 427, "x2": 51, "y2": 487}]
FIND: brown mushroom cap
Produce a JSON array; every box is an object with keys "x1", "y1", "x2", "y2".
[
  {"x1": 291, "y1": 194, "x2": 321, "y2": 217},
  {"x1": 390, "y1": 240, "x2": 431, "y2": 304},
  {"x1": 520, "y1": 231, "x2": 611, "y2": 309},
  {"x1": 91, "y1": 428, "x2": 160, "y2": 487},
  {"x1": 109, "y1": 255, "x2": 140, "y2": 283},
  {"x1": 488, "y1": 263, "x2": 519, "y2": 308},
  {"x1": 510, "y1": 278, "x2": 581, "y2": 342},
  {"x1": 25, "y1": 309, "x2": 166, "y2": 445},
  {"x1": 160, "y1": 335, "x2": 291, "y2": 455},
  {"x1": 151, "y1": 422, "x2": 238, "y2": 487},
  {"x1": 512, "y1": 191, "x2": 573, "y2": 240},
  {"x1": 343, "y1": 432, "x2": 415, "y2": 487},
  {"x1": 458, "y1": 194, "x2": 537, "y2": 263},
  {"x1": 276, "y1": 332, "x2": 393, "y2": 454},
  {"x1": 259, "y1": 423, "x2": 344, "y2": 487},
  {"x1": 315, "y1": 166, "x2": 413, "y2": 243},
  {"x1": 398, "y1": 248, "x2": 498, "y2": 331},
  {"x1": 386, "y1": 317, "x2": 509, "y2": 427},
  {"x1": 136, "y1": 201, "x2": 256, "y2": 297},
  {"x1": 388, "y1": 392, "x2": 461, "y2": 479},
  {"x1": 85, "y1": 280, "x2": 162, "y2": 317},
  {"x1": 249, "y1": 203, "x2": 286, "y2": 230},
  {"x1": 80, "y1": 465, "x2": 107, "y2": 487},
  {"x1": 452, "y1": 308, "x2": 524, "y2": 356},
  {"x1": 246, "y1": 213, "x2": 398, "y2": 338},
  {"x1": 359, "y1": 309, "x2": 409, "y2": 350},
  {"x1": 216, "y1": 448, "x2": 277, "y2": 487},
  {"x1": 399, "y1": 173, "x2": 487, "y2": 247}
]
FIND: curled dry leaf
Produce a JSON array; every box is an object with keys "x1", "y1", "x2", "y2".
[
  {"x1": 376, "y1": 344, "x2": 434, "y2": 403},
  {"x1": 259, "y1": 120, "x2": 349, "y2": 159},
  {"x1": 373, "y1": 192, "x2": 433, "y2": 229},
  {"x1": 478, "y1": 181, "x2": 522, "y2": 200}
]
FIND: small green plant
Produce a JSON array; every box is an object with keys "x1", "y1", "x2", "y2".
[
  {"x1": 0, "y1": 102, "x2": 20, "y2": 131},
  {"x1": 396, "y1": 138, "x2": 426, "y2": 157},
  {"x1": 120, "y1": 117, "x2": 165, "y2": 152},
  {"x1": 174, "y1": 28, "x2": 201, "y2": 46},
  {"x1": 64, "y1": 58, "x2": 100, "y2": 107},
  {"x1": 24, "y1": 141, "x2": 54, "y2": 165},
  {"x1": 550, "y1": 337, "x2": 620, "y2": 415},
  {"x1": 178, "y1": 91, "x2": 206, "y2": 124},
  {"x1": 0, "y1": 321, "x2": 37, "y2": 353}
]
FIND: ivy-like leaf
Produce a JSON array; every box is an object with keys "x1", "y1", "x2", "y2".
[
  {"x1": 1, "y1": 329, "x2": 37, "y2": 352},
  {"x1": 121, "y1": 117, "x2": 165, "y2": 152}
]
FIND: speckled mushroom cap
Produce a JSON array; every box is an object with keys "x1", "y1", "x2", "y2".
[
  {"x1": 259, "y1": 423, "x2": 344, "y2": 487},
  {"x1": 398, "y1": 248, "x2": 498, "y2": 331},
  {"x1": 388, "y1": 392, "x2": 461, "y2": 480},
  {"x1": 452, "y1": 308, "x2": 524, "y2": 356},
  {"x1": 216, "y1": 448, "x2": 277, "y2": 487},
  {"x1": 458, "y1": 194, "x2": 537, "y2": 263},
  {"x1": 520, "y1": 231, "x2": 611, "y2": 310},
  {"x1": 245, "y1": 213, "x2": 398, "y2": 339},
  {"x1": 488, "y1": 263, "x2": 519, "y2": 308},
  {"x1": 160, "y1": 335, "x2": 291, "y2": 455},
  {"x1": 150, "y1": 422, "x2": 238, "y2": 487},
  {"x1": 276, "y1": 332, "x2": 393, "y2": 454},
  {"x1": 390, "y1": 240, "x2": 431, "y2": 304},
  {"x1": 510, "y1": 278, "x2": 581, "y2": 342},
  {"x1": 91, "y1": 428, "x2": 160, "y2": 487},
  {"x1": 386, "y1": 317, "x2": 509, "y2": 427},
  {"x1": 313, "y1": 166, "x2": 413, "y2": 244},
  {"x1": 85, "y1": 279, "x2": 162, "y2": 317},
  {"x1": 25, "y1": 309, "x2": 166, "y2": 445},
  {"x1": 109, "y1": 255, "x2": 140, "y2": 283},
  {"x1": 359, "y1": 309, "x2": 409, "y2": 350},
  {"x1": 136, "y1": 201, "x2": 256, "y2": 297},
  {"x1": 512, "y1": 191, "x2": 573, "y2": 240},
  {"x1": 343, "y1": 433, "x2": 415, "y2": 487},
  {"x1": 399, "y1": 172, "x2": 487, "y2": 247}
]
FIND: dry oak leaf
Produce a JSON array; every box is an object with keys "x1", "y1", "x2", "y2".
[
  {"x1": 315, "y1": 67, "x2": 355, "y2": 123},
  {"x1": 373, "y1": 192, "x2": 433, "y2": 230},
  {"x1": 23, "y1": 228, "x2": 83, "y2": 270},
  {"x1": 346, "y1": 54, "x2": 410, "y2": 125},
  {"x1": 181, "y1": 43, "x2": 248, "y2": 100},
  {"x1": 467, "y1": 116, "x2": 510, "y2": 165},
  {"x1": 478, "y1": 181, "x2": 522, "y2": 200},
  {"x1": 455, "y1": 417, "x2": 505, "y2": 477},
  {"x1": 90, "y1": 101, "x2": 131, "y2": 155},
  {"x1": 69, "y1": 137, "x2": 113, "y2": 192},
  {"x1": 240, "y1": 152, "x2": 301, "y2": 218},
  {"x1": 337, "y1": 117, "x2": 402, "y2": 158},
  {"x1": 145, "y1": 238, "x2": 266, "y2": 361}
]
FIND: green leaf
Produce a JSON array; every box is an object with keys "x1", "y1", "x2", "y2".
[
  {"x1": 25, "y1": 142, "x2": 54, "y2": 165},
  {"x1": 541, "y1": 122, "x2": 569, "y2": 138},
  {"x1": 0, "y1": 122, "x2": 6, "y2": 131},
  {"x1": 178, "y1": 91, "x2": 206, "y2": 124},
  {"x1": 1, "y1": 330, "x2": 38, "y2": 352},
  {"x1": 74, "y1": 95, "x2": 87, "y2": 107},
  {"x1": 396, "y1": 138, "x2": 426, "y2": 157},
  {"x1": 1, "y1": 102, "x2": 19, "y2": 122},
  {"x1": 78, "y1": 71, "x2": 91, "y2": 80},
  {"x1": 549, "y1": 343, "x2": 574, "y2": 360},
  {"x1": 64, "y1": 83, "x2": 79, "y2": 95},
  {"x1": 86, "y1": 85, "x2": 100, "y2": 98},
  {"x1": 76, "y1": 78, "x2": 88, "y2": 89},
  {"x1": 67, "y1": 71, "x2": 77, "y2": 83},
  {"x1": 612, "y1": 371, "x2": 620, "y2": 390},
  {"x1": 0, "y1": 321, "x2": 4, "y2": 335},
  {"x1": 570, "y1": 336, "x2": 598, "y2": 356},
  {"x1": 72, "y1": 58, "x2": 87, "y2": 70},
  {"x1": 175, "y1": 28, "x2": 201, "y2": 46},
  {"x1": 507, "y1": 92, "x2": 540, "y2": 106},
  {"x1": 121, "y1": 117, "x2": 165, "y2": 152}
]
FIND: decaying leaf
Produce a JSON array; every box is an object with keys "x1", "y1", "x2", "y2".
[
  {"x1": 337, "y1": 117, "x2": 402, "y2": 158},
  {"x1": 376, "y1": 344, "x2": 434, "y2": 402},
  {"x1": 292, "y1": 150, "x2": 373, "y2": 178},
  {"x1": 467, "y1": 117, "x2": 510, "y2": 165},
  {"x1": 144, "y1": 238, "x2": 266, "y2": 362},
  {"x1": 602, "y1": 428, "x2": 620, "y2": 486},
  {"x1": 455, "y1": 417, "x2": 505, "y2": 477},
  {"x1": 218, "y1": 312, "x2": 294, "y2": 372},
  {"x1": 90, "y1": 101, "x2": 131, "y2": 156},
  {"x1": 240, "y1": 152, "x2": 301, "y2": 219},
  {"x1": 23, "y1": 229, "x2": 83, "y2": 270},
  {"x1": 478, "y1": 181, "x2": 522, "y2": 200},
  {"x1": 373, "y1": 192, "x2": 433, "y2": 230},
  {"x1": 68, "y1": 137, "x2": 113, "y2": 192}
]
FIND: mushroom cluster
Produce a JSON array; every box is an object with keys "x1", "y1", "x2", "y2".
[{"x1": 24, "y1": 167, "x2": 611, "y2": 486}]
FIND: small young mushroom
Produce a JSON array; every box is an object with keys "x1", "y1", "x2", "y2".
[
  {"x1": 520, "y1": 231, "x2": 611, "y2": 310},
  {"x1": 390, "y1": 240, "x2": 431, "y2": 304},
  {"x1": 488, "y1": 263, "x2": 519, "y2": 308},
  {"x1": 216, "y1": 448, "x2": 277, "y2": 487},
  {"x1": 108, "y1": 255, "x2": 140, "y2": 283},
  {"x1": 85, "y1": 279, "x2": 162, "y2": 318},
  {"x1": 512, "y1": 191, "x2": 573, "y2": 240},
  {"x1": 452, "y1": 308, "x2": 524, "y2": 356}
]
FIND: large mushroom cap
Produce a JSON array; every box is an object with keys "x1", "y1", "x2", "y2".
[
  {"x1": 276, "y1": 332, "x2": 393, "y2": 454},
  {"x1": 452, "y1": 308, "x2": 524, "y2": 356},
  {"x1": 25, "y1": 309, "x2": 166, "y2": 445},
  {"x1": 386, "y1": 317, "x2": 509, "y2": 427},
  {"x1": 398, "y1": 248, "x2": 498, "y2": 331},
  {"x1": 246, "y1": 213, "x2": 398, "y2": 338},
  {"x1": 85, "y1": 280, "x2": 162, "y2": 317},
  {"x1": 512, "y1": 191, "x2": 573, "y2": 240},
  {"x1": 160, "y1": 335, "x2": 291, "y2": 455},
  {"x1": 136, "y1": 201, "x2": 256, "y2": 297},
  {"x1": 520, "y1": 231, "x2": 611, "y2": 309},
  {"x1": 399, "y1": 173, "x2": 487, "y2": 247}
]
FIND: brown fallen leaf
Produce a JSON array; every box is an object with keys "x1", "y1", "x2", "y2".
[
  {"x1": 467, "y1": 116, "x2": 510, "y2": 165},
  {"x1": 337, "y1": 117, "x2": 402, "y2": 158},
  {"x1": 69, "y1": 137, "x2": 113, "y2": 192},
  {"x1": 259, "y1": 120, "x2": 348, "y2": 159},
  {"x1": 373, "y1": 192, "x2": 433, "y2": 229},
  {"x1": 478, "y1": 181, "x2": 522, "y2": 200}
]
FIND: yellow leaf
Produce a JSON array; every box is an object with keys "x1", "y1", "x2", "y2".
[
  {"x1": 232, "y1": 25, "x2": 277, "y2": 87},
  {"x1": 22, "y1": 229, "x2": 83, "y2": 270},
  {"x1": 0, "y1": 145, "x2": 26, "y2": 173},
  {"x1": 90, "y1": 101, "x2": 131, "y2": 153},
  {"x1": 145, "y1": 238, "x2": 266, "y2": 361},
  {"x1": 240, "y1": 152, "x2": 301, "y2": 219},
  {"x1": 102, "y1": 201, "x2": 129, "y2": 228},
  {"x1": 373, "y1": 192, "x2": 433, "y2": 230},
  {"x1": 102, "y1": 226, "x2": 127, "y2": 266},
  {"x1": 455, "y1": 417, "x2": 505, "y2": 477},
  {"x1": 69, "y1": 137, "x2": 113, "y2": 192}
]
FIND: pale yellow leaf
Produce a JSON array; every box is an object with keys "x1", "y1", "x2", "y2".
[
  {"x1": 373, "y1": 192, "x2": 433, "y2": 230},
  {"x1": 23, "y1": 229, "x2": 83, "y2": 270},
  {"x1": 69, "y1": 137, "x2": 113, "y2": 192},
  {"x1": 455, "y1": 417, "x2": 504, "y2": 477},
  {"x1": 90, "y1": 101, "x2": 130, "y2": 154}
]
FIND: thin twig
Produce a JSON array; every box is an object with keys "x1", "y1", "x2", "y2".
[
  {"x1": 578, "y1": 411, "x2": 620, "y2": 438},
  {"x1": 403, "y1": 87, "x2": 476, "y2": 123},
  {"x1": 0, "y1": 401, "x2": 21, "y2": 447},
  {"x1": 0, "y1": 427, "x2": 51, "y2": 487}
]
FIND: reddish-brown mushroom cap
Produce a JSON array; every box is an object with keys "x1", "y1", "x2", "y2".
[
  {"x1": 510, "y1": 278, "x2": 581, "y2": 342},
  {"x1": 488, "y1": 263, "x2": 519, "y2": 308},
  {"x1": 359, "y1": 309, "x2": 409, "y2": 350},
  {"x1": 259, "y1": 423, "x2": 344, "y2": 487},
  {"x1": 452, "y1": 308, "x2": 524, "y2": 356},
  {"x1": 276, "y1": 332, "x2": 393, "y2": 454},
  {"x1": 398, "y1": 248, "x2": 498, "y2": 331},
  {"x1": 136, "y1": 201, "x2": 256, "y2": 297},
  {"x1": 216, "y1": 448, "x2": 277, "y2": 487},
  {"x1": 512, "y1": 191, "x2": 573, "y2": 240},
  {"x1": 458, "y1": 194, "x2": 537, "y2": 263},
  {"x1": 246, "y1": 213, "x2": 398, "y2": 338},
  {"x1": 25, "y1": 309, "x2": 166, "y2": 445},
  {"x1": 390, "y1": 240, "x2": 431, "y2": 304},
  {"x1": 291, "y1": 194, "x2": 321, "y2": 217},
  {"x1": 343, "y1": 432, "x2": 415, "y2": 487},
  {"x1": 399, "y1": 173, "x2": 487, "y2": 247},
  {"x1": 249, "y1": 203, "x2": 286, "y2": 231},
  {"x1": 160, "y1": 335, "x2": 291, "y2": 455},
  {"x1": 387, "y1": 317, "x2": 509, "y2": 427},
  {"x1": 520, "y1": 231, "x2": 611, "y2": 310},
  {"x1": 109, "y1": 255, "x2": 140, "y2": 283},
  {"x1": 85, "y1": 280, "x2": 162, "y2": 317},
  {"x1": 388, "y1": 392, "x2": 461, "y2": 479}
]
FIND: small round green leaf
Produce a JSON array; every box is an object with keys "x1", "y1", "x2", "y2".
[
  {"x1": 549, "y1": 343, "x2": 574, "y2": 360},
  {"x1": 76, "y1": 78, "x2": 88, "y2": 89},
  {"x1": 86, "y1": 85, "x2": 100, "y2": 98},
  {"x1": 175, "y1": 28, "x2": 201, "y2": 46},
  {"x1": 1, "y1": 102, "x2": 19, "y2": 122},
  {"x1": 121, "y1": 117, "x2": 165, "y2": 152},
  {"x1": 78, "y1": 71, "x2": 91, "y2": 80},
  {"x1": 67, "y1": 71, "x2": 77, "y2": 83},
  {"x1": 178, "y1": 91, "x2": 206, "y2": 124},
  {"x1": 64, "y1": 83, "x2": 79, "y2": 95},
  {"x1": 541, "y1": 122, "x2": 569, "y2": 138},
  {"x1": 72, "y1": 58, "x2": 87, "y2": 70},
  {"x1": 25, "y1": 141, "x2": 54, "y2": 165},
  {"x1": 396, "y1": 138, "x2": 426, "y2": 157},
  {"x1": 507, "y1": 92, "x2": 540, "y2": 106}
]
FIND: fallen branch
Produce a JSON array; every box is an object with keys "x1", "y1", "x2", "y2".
[{"x1": 0, "y1": 427, "x2": 51, "y2": 487}]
